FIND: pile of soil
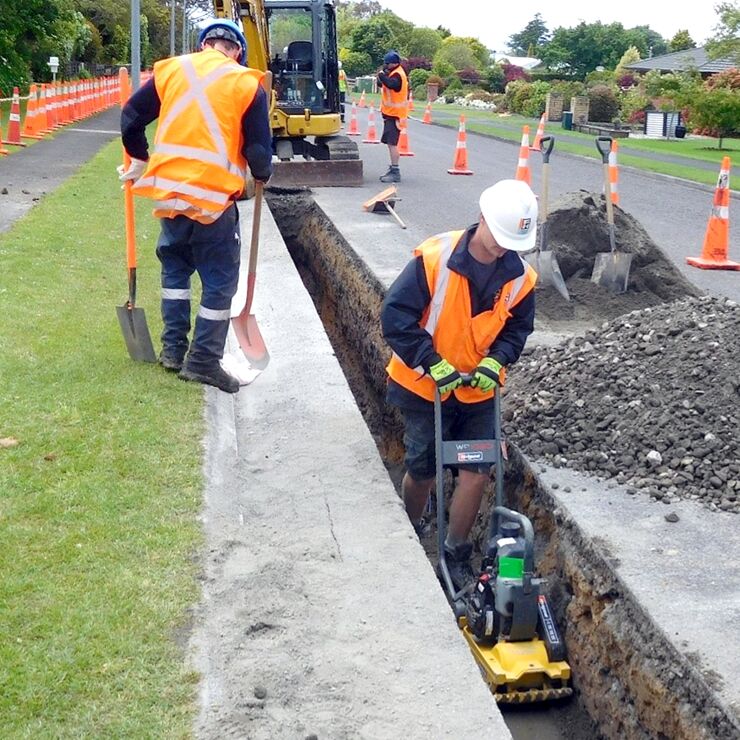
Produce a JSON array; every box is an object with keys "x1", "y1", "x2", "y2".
[
  {"x1": 535, "y1": 191, "x2": 701, "y2": 326},
  {"x1": 506, "y1": 296, "x2": 740, "y2": 512}
]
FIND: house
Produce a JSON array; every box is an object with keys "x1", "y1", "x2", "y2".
[
  {"x1": 492, "y1": 53, "x2": 541, "y2": 71},
  {"x1": 625, "y1": 46, "x2": 735, "y2": 78}
]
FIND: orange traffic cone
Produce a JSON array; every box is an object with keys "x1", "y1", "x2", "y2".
[
  {"x1": 530, "y1": 114, "x2": 545, "y2": 151},
  {"x1": 358, "y1": 90, "x2": 366, "y2": 108},
  {"x1": 5, "y1": 88, "x2": 27, "y2": 146},
  {"x1": 422, "y1": 101, "x2": 432, "y2": 124},
  {"x1": 609, "y1": 140, "x2": 620, "y2": 206},
  {"x1": 21, "y1": 84, "x2": 44, "y2": 140},
  {"x1": 686, "y1": 157, "x2": 739, "y2": 271},
  {"x1": 447, "y1": 115, "x2": 474, "y2": 175},
  {"x1": 346, "y1": 102, "x2": 360, "y2": 136},
  {"x1": 515, "y1": 125, "x2": 531, "y2": 184},
  {"x1": 363, "y1": 103, "x2": 380, "y2": 144},
  {"x1": 408, "y1": 89, "x2": 415, "y2": 111},
  {"x1": 398, "y1": 118, "x2": 414, "y2": 156}
]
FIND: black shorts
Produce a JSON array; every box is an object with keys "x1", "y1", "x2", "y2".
[
  {"x1": 401, "y1": 398, "x2": 495, "y2": 481},
  {"x1": 381, "y1": 115, "x2": 400, "y2": 145}
]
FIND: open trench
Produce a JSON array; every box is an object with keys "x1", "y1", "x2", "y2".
[{"x1": 266, "y1": 189, "x2": 737, "y2": 740}]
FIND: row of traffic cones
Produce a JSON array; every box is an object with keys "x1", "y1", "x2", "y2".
[
  {"x1": 0, "y1": 77, "x2": 123, "y2": 154},
  {"x1": 347, "y1": 105, "x2": 736, "y2": 272}
]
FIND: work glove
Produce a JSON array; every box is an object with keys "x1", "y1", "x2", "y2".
[
  {"x1": 470, "y1": 357, "x2": 503, "y2": 394},
  {"x1": 117, "y1": 157, "x2": 147, "y2": 184},
  {"x1": 429, "y1": 358, "x2": 462, "y2": 395}
]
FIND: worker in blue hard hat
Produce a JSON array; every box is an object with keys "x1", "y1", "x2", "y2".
[
  {"x1": 119, "y1": 19, "x2": 273, "y2": 393},
  {"x1": 377, "y1": 50, "x2": 408, "y2": 183}
]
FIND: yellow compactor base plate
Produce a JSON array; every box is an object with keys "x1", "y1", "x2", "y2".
[{"x1": 459, "y1": 619, "x2": 573, "y2": 704}]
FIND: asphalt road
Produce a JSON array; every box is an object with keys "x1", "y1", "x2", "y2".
[{"x1": 347, "y1": 107, "x2": 740, "y2": 301}]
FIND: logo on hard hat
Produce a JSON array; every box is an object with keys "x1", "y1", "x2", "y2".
[{"x1": 517, "y1": 217, "x2": 532, "y2": 233}]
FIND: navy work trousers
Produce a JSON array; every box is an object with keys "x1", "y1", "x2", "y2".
[{"x1": 155, "y1": 205, "x2": 240, "y2": 369}]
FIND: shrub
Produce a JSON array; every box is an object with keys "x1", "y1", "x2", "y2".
[
  {"x1": 426, "y1": 74, "x2": 445, "y2": 92},
  {"x1": 457, "y1": 66, "x2": 480, "y2": 86},
  {"x1": 446, "y1": 76, "x2": 463, "y2": 93},
  {"x1": 406, "y1": 56, "x2": 432, "y2": 72},
  {"x1": 409, "y1": 68, "x2": 431, "y2": 89},
  {"x1": 504, "y1": 79, "x2": 528, "y2": 112},
  {"x1": 342, "y1": 50, "x2": 374, "y2": 77},
  {"x1": 501, "y1": 62, "x2": 529, "y2": 86},
  {"x1": 618, "y1": 89, "x2": 650, "y2": 123},
  {"x1": 588, "y1": 84, "x2": 619, "y2": 122},
  {"x1": 412, "y1": 84, "x2": 428, "y2": 102}
]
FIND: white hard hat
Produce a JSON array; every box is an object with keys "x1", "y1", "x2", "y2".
[
  {"x1": 479, "y1": 180, "x2": 538, "y2": 252},
  {"x1": 338, "y1": 60, "x2": 343, "y2": 69}
]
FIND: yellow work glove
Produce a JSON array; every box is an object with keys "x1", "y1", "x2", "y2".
[
  {"x1": 429, "y1": 359, "x2": 462, "y2": 395},
  {"x1": 470, "y1": 357, "x2": 502, "y2": 393}
]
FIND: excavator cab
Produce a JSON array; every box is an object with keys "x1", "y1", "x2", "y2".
[{"x1": 216, "y1": 0, "x2": 361, "y2": 184}]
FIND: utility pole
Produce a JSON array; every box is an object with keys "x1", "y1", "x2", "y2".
[
  {"x1": 182, "y1": 1, "x2": 188, "y2": 54},
  {"x1": 131, "y1": 0, "x2": 141, "y2": 91},
  {"x1": 170, "y1": 0, "x2": 176, "y2": 56}
]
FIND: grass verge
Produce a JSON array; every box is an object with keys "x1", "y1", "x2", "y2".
[{"x1": 0, "y1": 139, "x2": 204, "y2": 736}]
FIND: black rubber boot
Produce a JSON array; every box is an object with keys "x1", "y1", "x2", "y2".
[
  {"x1": 179, "y1": 363, "x2": 239, "y2": 394},
  {"x1": 379, "y1": 165, "x2": 401, "y2": 183},
  {"x1": 158, "y1": 350, "x2": 184, "y2": 372},
  {"x1": 438, "y1": 542, "x2": 475, "y2": 593}
]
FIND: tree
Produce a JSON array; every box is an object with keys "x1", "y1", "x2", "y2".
[
  {"x1": 436, "y1": 25, "x2": 451, "y2": 39},
  {"x1": 706, "y1": 2, "x2": 740, "y2": 63},
  {"x1": 669, "y1": 30, "x2": 696, "y2": 52},
  {"x1": 341, "y1": 49, "x2": 374, "y2": 77},
  {"x1": 433, "y1": 40, "x2": 479, "y2": 71},
  {"x1": 615, "y1": 46, "x2": 641, "y2": 77},
  {"x1": 349, "y1": 16, "x2": 396, "y2": 67},
  {"x1": 508, "y1": 14, "x2": 549, "y2": 56},
  {"x1": 406, "y1": 27, "x2": 443, "y2": 60},
  {"x1": 688, "y1": 84, "x2": 740, "y2": 147}
]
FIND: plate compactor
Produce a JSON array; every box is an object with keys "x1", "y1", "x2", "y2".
[{"x1": 434, "y1": 381, "x2": 573, "y2": 704}]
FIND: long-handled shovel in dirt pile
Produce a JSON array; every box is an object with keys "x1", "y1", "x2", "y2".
[
  {"x1": 231, "y1": 181, "x2": 270, "y2": 370},
  {"x1": 524, "y1": 135, "x2": 569, "y2": 301},
  {"x1": 591, "y1": 136, "x2": 632, "y2": 294},
  {"x1": 116, "y1": 148, "x2": 156, "y2": 362}
]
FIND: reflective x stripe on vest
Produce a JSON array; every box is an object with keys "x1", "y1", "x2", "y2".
[
  {"x1": 133, "y1": 50, "x2": 259, "y2": 224},
  {"x1": 154, "y1": 57, "x2": 245, "y2": 180}
]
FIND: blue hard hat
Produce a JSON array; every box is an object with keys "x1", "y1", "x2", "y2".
[
  {"x1": 199, "y1": 19, "x2": 248, "y2": 65},
  {"x1": 383, "y1": 50, "x2": 401, "y2": 65}
]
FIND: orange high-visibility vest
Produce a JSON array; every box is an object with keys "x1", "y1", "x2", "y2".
[
  {"x1": 133, "y1": 48, "x2": 262, "y2": 224},
  {"x1": 386, "y1": 230, "x2": 537, "y2": 403},
  {"x1": 381, "y1": 66, "x2": 408, "y2": 118}
]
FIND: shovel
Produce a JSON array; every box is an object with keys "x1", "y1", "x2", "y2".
[
  {"x1": 524, "y1": 135, "x2": 570, "y2": 301},
  {"x1": 116, "y1": 171, "x2": 157, "y2": 363},
  {"x1": 231, "y1": 181, "x2": 270, "y2": 370},
  {"x1": 591, "y1": 136, "x2": 632, "y2": 294}
]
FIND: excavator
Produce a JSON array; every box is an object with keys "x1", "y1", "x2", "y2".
[{"x1": 212, "y1": 0, "x2": 362, "y2": 186}]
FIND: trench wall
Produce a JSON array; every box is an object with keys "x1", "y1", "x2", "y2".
[{"x1": 267, "y1": 191, "x2": 740, "y2": 740}]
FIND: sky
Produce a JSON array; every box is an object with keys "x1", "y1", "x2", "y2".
[{"x1": 381, "y1": 1, "x2": 722, "y2": 53}]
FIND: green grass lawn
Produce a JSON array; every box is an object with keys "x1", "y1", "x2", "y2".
[
  {"x1": 353, "y1": 91, "x2": 737, "y2": 187},
  {"x1": 0, "y1": 141, "x2": 204, "y2": 736}
]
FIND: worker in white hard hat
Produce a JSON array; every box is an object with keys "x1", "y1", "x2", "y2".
[{"x1": 381, "y1": 179, "x2": 538, "y2": 591}]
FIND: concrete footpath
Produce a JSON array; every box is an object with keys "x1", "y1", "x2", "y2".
[{"x1": 189, "y1": 198, "x2": 508, "y2": 739}]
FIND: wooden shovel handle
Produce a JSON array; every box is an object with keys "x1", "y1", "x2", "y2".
[{"x1": 244, "y1": 182, "x2": 264, "y2": 317}]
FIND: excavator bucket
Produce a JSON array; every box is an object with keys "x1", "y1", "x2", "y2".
[{"x1": 271, "y1": 159, "x2": 363, "y2": 188}]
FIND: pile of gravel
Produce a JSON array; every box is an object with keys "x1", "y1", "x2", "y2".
[{"x1": 506, "y1": 296, "x2": 740, "y2": 512}]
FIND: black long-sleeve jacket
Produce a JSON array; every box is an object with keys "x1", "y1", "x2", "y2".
[
  {"x1": 381, "y1": 225, "x2": 535, "y2": 408},
  {"x1": 120, "y1": 75, "x2": 273, "y2": 182}
]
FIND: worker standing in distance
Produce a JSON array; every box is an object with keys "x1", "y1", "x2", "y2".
[
  {"x1": 338, "y1": 60, "x2": 347, "y2": 122},
  {"x1": 119, "y1": 19, "x2": 273, "y2": 394},
  {"x1": 377, "y1": 50, "x2": 408, "y2": 183},
  {"x1": 381, "y1": 180, "x2": 538, "y2": 590}
]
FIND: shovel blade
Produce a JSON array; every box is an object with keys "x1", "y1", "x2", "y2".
[
  {"x1": 526, "y1": 251, "x2": 570, "y2": 302},
  {"x1": 116, "y1": 304, "x2": 157, "y2": 363},
  {"x1": 231, "y1": 313, "x2": 270, "y2": 370},
  {"x1": 591, "y1": 253, "x2": 632, "y2": 294}
]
